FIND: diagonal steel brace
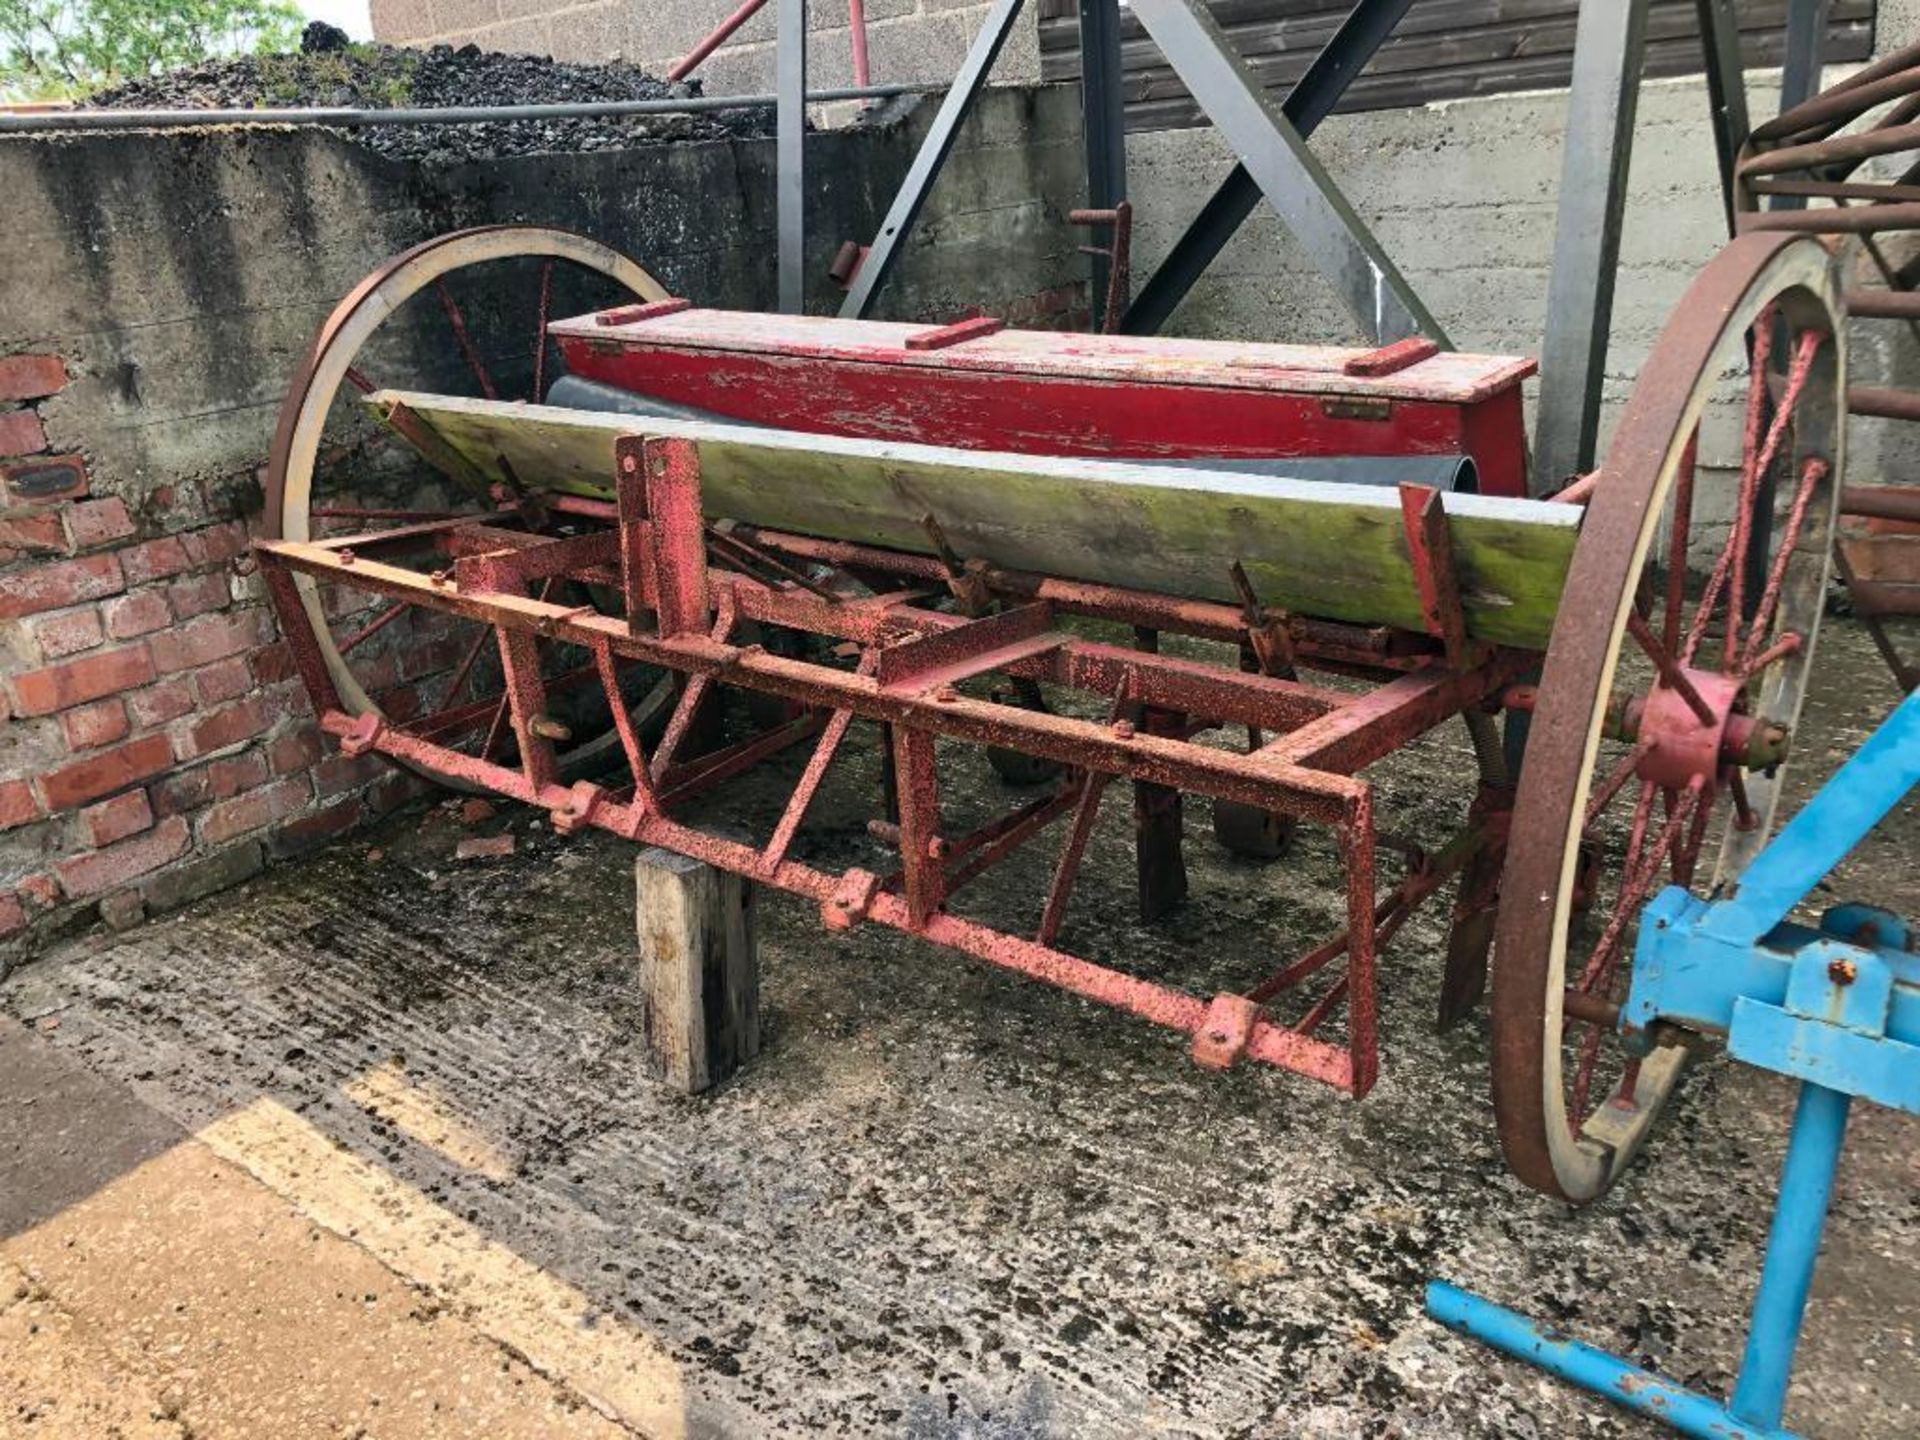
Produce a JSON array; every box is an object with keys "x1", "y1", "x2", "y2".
[{"x1": 1126, "y1": 0, "x2": 1444, "y2": 346}]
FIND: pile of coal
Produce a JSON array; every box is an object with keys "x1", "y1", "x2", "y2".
[{"x1": 86, "y1": 25, "x2": 774, "y2": 164}]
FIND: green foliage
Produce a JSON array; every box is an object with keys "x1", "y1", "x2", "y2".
[{"x1": 0, "y1": 0, "x2": 303, "y2": 100}]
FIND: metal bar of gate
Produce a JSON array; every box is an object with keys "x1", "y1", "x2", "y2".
[
  {"x1": 778, "y1": 0, "x2": 808, "y2": 313},
  {"x1": 1121, "y1": 0, "x2": 1417, "y2": 337},
  {"x1": 839, "y1": 0, "x2": 1029, "y2": 319},
  {"x1": 1531, "y1": 0, "x2": 1650, "y2": 494},
  {"x1": 1771, "y1": 0, "x2": 1831, "y2": 212},
  {"x1": 1126, "y1": 0, "x2": 1442, "y2": 347},
  {"x1": 1696, "y1": 0, "x2": 1752, "y2": 233},
  {"x1": 1080, "y1": 0, "x2": 1129, "y2": 330},
  {"x1": 671, "y1": 0, "x2": 773, "y2": 81}
]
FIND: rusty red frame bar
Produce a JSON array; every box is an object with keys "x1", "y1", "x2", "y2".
[{"x1": 256, "y1": 438, "x2": 1524, "y2": 1099}]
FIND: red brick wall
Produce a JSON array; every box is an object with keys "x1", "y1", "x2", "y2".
[{"x1": 0, "y1": 352, "x2": 421, "y2": 962}]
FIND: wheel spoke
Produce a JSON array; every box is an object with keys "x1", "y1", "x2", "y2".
[
  {"x1": 480, "y1": 692, "x2": 513, "y2": 762},
  {"x1": 1672, "y1": 779, "x2": 1718, "y2": 889},
  {"x1": 1681, "y1": 525, "x2": 1739, "y2": 668},
  {"x1": 1583, "y1": 737, "x2": 1656, "y2": 833},
  {"x1": 1730, "y1": 769, "x2": 1758, "y2": 832},
  {"x1": 435, "y1": 623, "x2": 493, "y2": 715},
  {"x1": 1742, "y1": 454, "x2": 1830, "y2": 665},
  {"x1": 337, "y1": 600, "x2": 409, "y2": 656},
  {"x1": 531, "y1": 259, "x2": 555, "y2": 403},
  {"x1": 436, "y1": 278, "x2": 499, "y2": 401},
  {"x1": 1577, "y1": 779, "x2": 1706, "y2": 995},
  {"x1": 1570, "y1": 1023, "x2": 1605, "y2": 1128},
  {"x1": 1627, "y1": 610, "x2": 1715, "y2": 725},
  {"x1": 1727, "y1": 328, "x2": 1825, "y2": 668},
  {"x1": 1663, "y1": 426, "x2": 1699, "y2": 651},
  {"x1": 1684, "y1": 322, "x2": 1826, "y2": 669},
  {"x1": 1576, "y1": 782, "x2": 1658, "y2": 993},
  {"x1": 1739, "y1": 630, "x2": 1803, "y2": 684}
]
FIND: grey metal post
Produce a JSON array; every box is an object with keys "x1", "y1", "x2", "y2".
[
  {"x1": 778, "y1": 0, "x2": 808, "y2": 313},
  {"x1": 1079, "y1": 0, "x2": 1129, "y2": 329},
  {"x1": 1127, "y1": 0, "x2": 1443, "y2": 347},
  {"x1": 839, "y1": 0, "x2": 1028, "y2": 320},
  {"x1": 1531, "y1": 0, "x2": 1650, "y2": 494},
  {"x1": 1696, "y1": 0, "x2": 1752, "y2": 233}
]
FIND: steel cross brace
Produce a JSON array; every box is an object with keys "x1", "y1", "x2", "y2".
[
  {"x1": 838, "y1": 0, "x2": 1028, "y2": 319},
  {"x1": 1697, "y1": 0, "x2": 1754, "y2": 233},
  {"x1": 1430, "y1": 688, "x2": 1920, "y2": 1439},
  {"x1": 1126, "y1": 0, "x2": 1442, "y2": 348},
  {"x1": 1121, "y1": 0, "x2": 1419, "y2": 336}
]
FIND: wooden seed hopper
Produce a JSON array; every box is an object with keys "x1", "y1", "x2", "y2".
[{"x1": 256, "y1": 226, "x2": 1845, "y2": 1205}]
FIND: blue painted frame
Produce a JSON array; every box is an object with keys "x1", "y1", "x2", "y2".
[{"x1": 1432, "y1": 686, "x2": 1920, "y2": 1438}]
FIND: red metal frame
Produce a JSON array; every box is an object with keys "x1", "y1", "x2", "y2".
[{"x1": 258, "y1": 432, "x2": 1529, "y2": 1101}]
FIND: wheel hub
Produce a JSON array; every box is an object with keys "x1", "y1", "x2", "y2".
[
  {"x1": 1615, "y1": 667, "x2": 1793, "y2": 789},
  {"x1": 1595, "y1": 667, "x2": 1793, "y2": 788},
  {"x1": 1637, "y1": 668, "x2": 1741, "y2": 789}
]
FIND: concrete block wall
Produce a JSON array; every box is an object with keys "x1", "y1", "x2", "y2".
[
  {"x1": 369, "y1": 0, "x2": 1043, "y2": 95},
  {"x1": 1124, "y1": 72, "x2": 1809, "y2": 465},
  {"x1": 0, "y1": 86, "x2": 1086, "y2": 969}
]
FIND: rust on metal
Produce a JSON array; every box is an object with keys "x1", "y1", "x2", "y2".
[
  {"x1": 1344, "y1": 336, "x2": 1440, "y2": 378},
  {"x1": 596, "y1": 297, "x2": 695, "y2": 327},
  {"x1": 903, "y1": 315, "x2": 1007, "y2": 351}
]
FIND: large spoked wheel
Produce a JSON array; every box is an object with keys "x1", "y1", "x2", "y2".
[
  {"x1": 1493, "y1": 233, "x2": 1845, "y2": 1205},
  {"x1": 265, "y1": 226, "x2": 676, "y2": 781}
]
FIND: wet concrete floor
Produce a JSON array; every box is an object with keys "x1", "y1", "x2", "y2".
[{"x1": 3, "y1": 619, "x2": 1917, "y2": 1438}]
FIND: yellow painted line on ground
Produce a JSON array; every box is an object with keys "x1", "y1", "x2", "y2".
[
  {"x1": 196, "y1": 1096, "x2": 688, "y2": 1440},
  {"x1": 344, "y1": 1059, "x2": 519, "y2": 1181},
  {"x1": 1, "y1": 1135, "x2": 641, "y2": 1439}
]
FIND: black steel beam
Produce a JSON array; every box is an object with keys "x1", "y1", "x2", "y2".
[
  {"x1": 839, "y1": 0, "x2": 1028, "y2": 319},
  {"x1": 1531, "y1": 0, "x2": 1650, "y2": 493},
  {"x1": 1696, "y1": 0, "x2": 1752, "y2": 233},
  {"x1": 1080, "y1": 0, "x2": 1129, "y2": 329},
  {"x1": 1120, "y1": 0, "x2": 1416, "y2": 337},
  {"x1": 1126, "y1": 0, "x2": 1442, "y2": 346},
  {"x1": 1772, "y1": 0, "x2": 1830, "y2": 211}
]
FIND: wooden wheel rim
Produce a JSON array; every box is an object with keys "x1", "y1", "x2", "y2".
[
  {"x1": 1492, "y1": 233, "x2": 1845, "y2": 1205},
  {"x1": 265, "y1": 225, "x2": 667, "y2": 718}
]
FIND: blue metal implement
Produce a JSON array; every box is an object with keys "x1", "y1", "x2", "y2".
[
  {"x1": 1424, "y1": 1281, "x2": 1798, "y2": 1440},
  {"x1": 1430, "y1": 688, "x2": 1920, "y2": 1437}
]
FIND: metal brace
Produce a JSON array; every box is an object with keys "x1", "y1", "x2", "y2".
[
  {"x1": 1228, "y1": 560, "x2": 1297, "y2": 676},
  {"x1": 920, "y1": 512, "x2": 992, "y2": 615}
]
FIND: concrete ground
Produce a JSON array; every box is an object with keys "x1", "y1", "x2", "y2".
[{"x1": 3, "y1": 619, "x2": 1917, "y2": 1439}]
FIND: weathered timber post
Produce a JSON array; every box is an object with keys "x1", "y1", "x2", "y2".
[{"x1": 635, "y1": 847, "x2": 759, "y2": 1093}]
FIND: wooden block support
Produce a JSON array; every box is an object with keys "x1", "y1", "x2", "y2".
[{"x1": 636, "y1": 847, "x2": 759, "y2": 1094}]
